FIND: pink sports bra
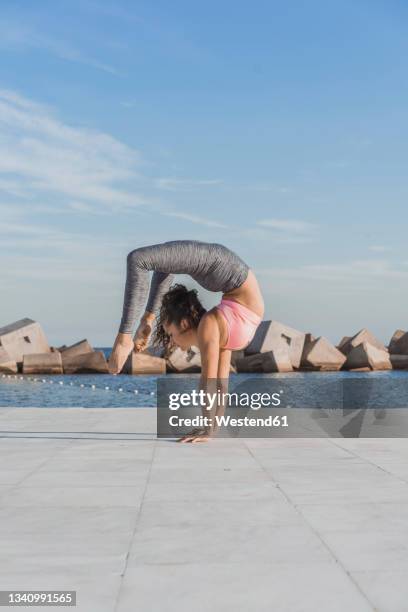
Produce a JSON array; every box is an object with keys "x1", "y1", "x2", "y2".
[{"x1": 216, "y1": 298, "x2": 262, "y2": 350}]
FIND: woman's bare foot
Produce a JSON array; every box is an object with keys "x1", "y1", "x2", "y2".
[
  {"x1": 108, "y1": 333, "x2": 134, "y2": 375},
  {"x1": 134, "y1": 314, "x2": 155, "y2": 352}
]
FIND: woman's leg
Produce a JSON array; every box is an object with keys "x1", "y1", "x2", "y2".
[
  {"x1": 110, "y1": 239, "x2": 245, "y2": 374},
  {"x1": 118, "y1": 239, "x2": 249, "y2": 337},
  {"x1": 119, "y1": 251, "x2": 174, "y2": 334},
  {"x1": 109, "y1": 247, "x2": 174, "y2": 374}
]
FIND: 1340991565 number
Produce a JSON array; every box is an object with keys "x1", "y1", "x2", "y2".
[{"x1": 2, "y1": 591, "x2": 76, "y2": 606}]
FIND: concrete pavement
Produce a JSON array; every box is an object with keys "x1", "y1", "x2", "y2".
[{"x1": 0, "y1": 407, "x2": 407, "y2": 611}]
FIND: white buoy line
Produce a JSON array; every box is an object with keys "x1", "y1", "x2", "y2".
[{"x1": 0, "y1": 373, "x2": 155, "y2": 396}]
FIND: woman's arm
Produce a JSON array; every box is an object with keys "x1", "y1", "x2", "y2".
[
  {"x1": 199, "y1": 315, "x2": 234, "y2": 435},
  {"x1": 177, "y1": 348, "x2": 233, "y2": 443},
  {"x1": 214, "y1": 348, "x2": 232, "y2": 428},
  {"x1": 199, "y1": 313, "x2": 221, "y2": 379},
  {"x1": 198, "y1": 313, "x2": 220, "y2": 432},
  {"x1": 176, "y1": 314, "x2": 219, "y2": 442},
  {"x1": 177, "y1": 312, "x2": 221, "y2": 442}
]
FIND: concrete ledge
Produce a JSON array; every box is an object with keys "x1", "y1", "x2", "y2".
[
  {"x1": 62, "y1": 350, "x2": 109, "y2": 374},
  {"x1": 22, "y1": 352, "x2": 63, "y2": 375}
]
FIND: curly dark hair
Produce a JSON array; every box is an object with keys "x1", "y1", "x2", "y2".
[{"x1": 152, "y1": 283, "x2": 207, "y2": 353}]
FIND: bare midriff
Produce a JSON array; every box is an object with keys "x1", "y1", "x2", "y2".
[{"x1": 222, "y1": 269, "x2": 265, "y2": 319}]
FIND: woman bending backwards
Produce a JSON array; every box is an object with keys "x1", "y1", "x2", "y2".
[{"x1": 108, "y1": 240, "x2": 264, "y2": 443}]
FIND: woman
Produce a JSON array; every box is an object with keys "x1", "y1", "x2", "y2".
[{"x1": 108, "y1": 240, "x2": 265, "y2": 442}]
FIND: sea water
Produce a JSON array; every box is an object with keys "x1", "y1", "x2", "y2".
[{"x1": 0, "y1": 348, "x2": 407, "y2": 409}]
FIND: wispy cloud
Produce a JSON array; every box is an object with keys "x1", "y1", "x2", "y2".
[
  {"x1": 258, "y1": 259, "x2": 408, "y2": 282},
  {"x1": 155, "y1": 177, "x2": 223, "y2": 192},
  {"x1": 0, "y1": 87, "x2": 242, "y2": 292},
  {"x1": 368, "y1": 245, "x2": 391, "y2": 252},
  {"x1": 0, "y1": 89, "x2": 149, "y2": 212},
  {"x1": 162, "y1": 211, "x2": 228, "y2": 228},
  {"x1": 0, "y1": 218, "x2": 123, "y2": 252},
  {"x1": 257, "y1": 218, "x2": 318, "y2": 233},
  {"x1": 50, "y1": 43, "x2": 122, "y2": 76},
  {"x1": 120, "y1": 101, "x2": 138, "y2": 109},
  {"x1": 323, "y1": 160, "x2": 350, "y2": 169},
  {"x1": 0, "y1": 251, "x2": 120, "y2": 283},
  {"x1": 0, "y1": 19, "x2": 121, "y2": 75},
  {"x1": 256, "y1": 217, "x2": 318, "y2": 243},
  {"x1": 0, "y1": 89, "x2": 230, "y2": 232},
  {"x1": 247, "y1": 182, "x2": 293, "y2": 193},
  {"x1": 0, "y1": 216, "x2": 126, "y2": 285}
]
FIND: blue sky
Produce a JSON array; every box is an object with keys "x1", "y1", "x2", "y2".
[{"x1": 1, "y1": 0, "x2": 407, "y2": 345}]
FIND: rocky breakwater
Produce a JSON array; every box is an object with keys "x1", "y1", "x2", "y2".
[{"x1": 1, "y1": 318, "x2": 407, "y2": 376}]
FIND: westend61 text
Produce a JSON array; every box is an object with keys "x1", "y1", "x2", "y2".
[
  {"x1": 168, "y1": 390, "x2": 282, "y2": 411},
  {"x1": 169, "y1": 415, "x2": 289, "y2": 428}
]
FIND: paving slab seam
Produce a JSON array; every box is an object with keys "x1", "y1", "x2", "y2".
[
  {"x1": 0, "y1": 433, "x2": 151, "y2": 440},
  {"x1": 0, "y1": 408, "x2": 135, "y2": 442},
  {"x1": 243, "y1": 441, "x2": 378, "y2": 611},
  {"x1": 327, "y1": 438, "x2": 408, "y2": 485},
  {"x1": 112, "y1": 438, "x2": 158, "y2": 612},
  {"x1": 0, "y1": 441, "x2": 78, "y2": 496}
]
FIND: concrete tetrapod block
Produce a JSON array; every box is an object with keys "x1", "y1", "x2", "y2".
[
  {"x1": 301, "y1": 336, "x2": 347, "y2": 371},
  {"x1": 388, "y1": 329, "x2": 406, "y2": 353},
  {"x1": 60, "y1": 339, "x2": 93, "y2": 363},
  {"x1": 304, "y1": 333, "x2": 316, "y2": 345},
  {"x1": 23, "y1": 352, "x2": 63, "y2": 375},
  {"x1": 339, "y1": 328, "x2": 387, "y2": 356},
  {"x1": 344, "y1": 342, "x2": 392, "y2": 371},
  {"x1": 300, "y1": 333, "x2": 316, "y2": 365},
  {"x1": 236, "y1": 344, "x2": 293, "y2": 373},
  {"x1": 143, "y1": 345, "x2": 165, "y2": 358},
  {"x1": 337, "y1": 336, "x2": 351, "y2": 351},
  {"x1": 0, "y1": 347, "x2": 17, "y2": 374},
  {"x1": 389, "y1": 331, "x2": 408, "y2": 355},
  {"x1": 0, "y1": 318, "x2": 50, "y2": 363},
  {"x1": 244, "y1": 320, "x2": 305, "y2": 368},
  {"x1": 124, "y1": 352, "x2": 166, "y2": 375},
  {"x1": 63, "y1": 351, "x2": 109, "y2": 374},
  {"x1": 166, "y1": 346, "x2": 201, "y2": 373},
  {"x1": 390, "y1": 355, "x2": 408, "y2": 369},
  {"x1": 227, "y1": 350, "x2": 245, "y2": 374},
  {"x1": 231, "y1": 350, "x2": 246, "y2": 367}
]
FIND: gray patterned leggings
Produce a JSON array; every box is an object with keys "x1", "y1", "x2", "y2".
[{"x1": 118, "y1": 240, "x2": 249, "y2": 334}]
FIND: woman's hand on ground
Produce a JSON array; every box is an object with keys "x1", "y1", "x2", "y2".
[
  {"x1": 181, "y1": 433, "x2": 212, "y2": 444},
  {"x1": 108, "y1": 333, "x2": 134, "y2": 375},
  {"x1": 177, "y1": 428, "x2": 212, "y2": 443},
  {"x1": 177, "y1": 427, "x2": 205, "y2": 440}
]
